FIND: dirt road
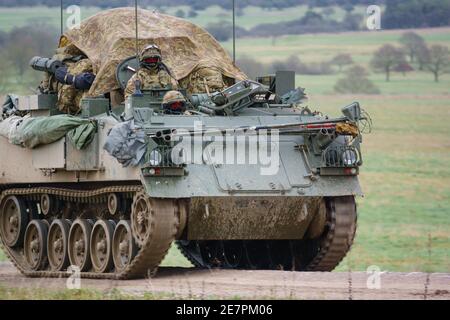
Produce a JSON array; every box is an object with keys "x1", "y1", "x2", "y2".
[{"x1": 0, "y1": 262, "x2": 449, "y2": 300}]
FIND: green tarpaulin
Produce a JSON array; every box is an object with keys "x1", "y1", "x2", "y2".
[
  {"x1": 1, "y1": 114, "x2": 96, "y2": 149},
  {"x1": 67, "y1": 121, "x2": 97, "y2": 150}
]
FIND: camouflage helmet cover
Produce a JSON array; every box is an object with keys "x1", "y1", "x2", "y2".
[
  {"x1": 162, "y1": 90, "x2": 187, "y2": 114},
  {"x1": 163, "y1": 90, "x2": 186, "y2": 105},
  {"x1": 140, "y1": 44, "x2": 162, "y2": 61}
]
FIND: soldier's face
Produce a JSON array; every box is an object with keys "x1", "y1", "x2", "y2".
[{"x1": 142, "y1": 57, "x2": 160, "y2": 69}]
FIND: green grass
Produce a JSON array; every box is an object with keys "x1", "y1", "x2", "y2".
[
  {"x1": 226, "y1": 27, "x2": 450, "y2": 96},
  {"x1": 161, "y1": 245, "x2": 192, "y2": 267},
  {"x1": 224, "y1": 27, "x2": 450, "y2": 64},
  {"x1": 0, "y1": 286, "x2": 175, "y2": 300},
  {"x1": 310, "y1": 95, "x2": 450, "y2": 273},
  {"x1": 0, "y1": 6, "x2": 101, "y2": 32},
  {"x1": 297, "y1": 72, "x2": 450, "y2": 96},
  {"x1": 0, "y1": 5, "x2": 308, "y2": 32}
]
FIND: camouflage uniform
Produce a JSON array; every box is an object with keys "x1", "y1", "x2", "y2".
[
  {"x1": 57, "y1": 59, "x2": 94, "y2": 115},
  {"x1": 125, "y1": 67, "x2": 177, "y2": 98},
  {"x1": 180, "y1": 66, "x2": 228, "y2": 94},
  {"x1": 38, "y1": 45, "x2": 94, "y2": 115},
  {"x1": 125, "y1": 45, "x2": 178, "y2": 98}
]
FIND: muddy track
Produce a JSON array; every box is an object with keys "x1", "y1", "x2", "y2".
[
  {"x1": 0, "y1": 186, "x2": 183, "y2": 279},
  {"x1": 1, "y1": 185, "x2": 358, "y2": 278},
  {"x1": 0, "y1": 262, "x2": 449, "y2": 300}
]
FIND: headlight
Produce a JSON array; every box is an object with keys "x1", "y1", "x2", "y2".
[
  {"x1": 149, "y1": 149, "x2": 162, "y2": 166},
  {"x1": 342, "y1": 149, "x2": 358, "y2": 167},
  {"x1": 170, "y1": 146, "x2": 186, "y2": 165}
]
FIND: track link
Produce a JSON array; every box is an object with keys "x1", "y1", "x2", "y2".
[
  {"x1": 0, "y1": 186, "x2": 180, "y2": 280},
  {"x1": 304, "y1": 196, "x2": 357, "y2": 271}
]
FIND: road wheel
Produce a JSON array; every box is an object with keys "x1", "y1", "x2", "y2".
[
  {"x1": 24, "y1": 220, "x2": 48, "y2": 271},
  {"x1": 90, "y1": 220, "x2": 115, "y2": 273},
  {"x1": 68, "y1": 219, "x2": 93, "y2": 272},
  {"x1": 47, "y1": 219, "x2": 71, "y2": 271},
  {"x1": 112, "y1": 220, "x2": 137, "y2": 273},
  {"x1": 0, "y1": 196, "x2": 29, "y2": 248}
]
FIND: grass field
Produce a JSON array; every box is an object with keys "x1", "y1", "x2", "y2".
[
  {"x1": 312, "y1": 94, "x2": 450, "y2": 272},
  {"x1": 227, "y1": 28, "x2": 450, "y2": 64},
  {"x1": 0, "y1": 8, "x2": 449, "y2": 274},
  {"x1": 226, "y1": 27, "x2": 450, "y2": 97}
]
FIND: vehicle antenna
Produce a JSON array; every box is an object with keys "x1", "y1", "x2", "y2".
[
  {"x1": 135, "y1": 0, "x2": 140, "y2": 69},
  {"x1": 60, "y1": 0, "x2": 64, "y2": 36},
  {"x1": 232, "y1": 0, "x2": 236, "y2": 63},
  {"x1": 133, "y1": 0, "x2": 143, "y2": 96}
]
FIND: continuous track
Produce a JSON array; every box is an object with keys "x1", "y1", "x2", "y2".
[
  {"x1": 0, "y1": 186, "x2": 181, "y2": 279},
  {"x1": 1, "y1": 186, "x2": 356, "y2": 278},
  {"x1": 176, "y1": 196, "x2": 357, "y2": 272}
]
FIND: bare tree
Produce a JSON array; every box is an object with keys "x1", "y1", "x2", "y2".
[
  {"x1": 416, "y1": 43, "x2": 431, "y2": 71},
  {"x1": 334, "y1": 65, "x2": 380, "y2": 94},
  {"x1": 399, "y1": 32, "x2": 426, "y2": 63},
  {"x1": 426, "y1": 45, "x2": 450, "y2": 82},
  {"x1": 330, "y1": 53, "x2": 354, "y2": 72},
  {"x1": 371, "y1": 44, "x2": 406, "y2": 82}
]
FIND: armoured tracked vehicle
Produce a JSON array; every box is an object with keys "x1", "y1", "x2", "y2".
[{"x1": 0, "y1": 8, "x2": 366, "y2": 279}]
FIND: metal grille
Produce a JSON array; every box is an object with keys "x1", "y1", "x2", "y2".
[{"x1": 322, "y1": 145, "x2": 361, "y2": 168}]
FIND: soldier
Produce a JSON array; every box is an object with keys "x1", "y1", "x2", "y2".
[
  {"x1": 38, "y1": 44, "x2": 96, "y2": 115},
  {"x1": 125, "y1": 44, "x2": 178, "y2": 98},
  {"x1": 180, "y1": 64, "x2": 230, "y2": 95},
  {"x1": 54, "y1": 59, "x2": 96, "y2": 115},
  {"x1": 162, "y1": 90, "x2": 188, "y2": 115}
]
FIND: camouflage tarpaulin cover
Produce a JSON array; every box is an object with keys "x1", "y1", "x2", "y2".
[{"x1": 63, "y1": 7, "x2": 247, "y2": 96}]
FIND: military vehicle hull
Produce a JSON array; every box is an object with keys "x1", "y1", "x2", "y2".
[
  {"x1": 0, "y1": 110, "x2": 360, "y2": 279},
  {"x1": 0, "y1": 8, "x2": 364, "y2": 279}
]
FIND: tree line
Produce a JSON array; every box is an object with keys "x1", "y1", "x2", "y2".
[
  {"x1": 383, "y1": 0, "x2": 450, "y2": 29},
  {"x1": 236, "y1": 31, "x2": 450, "y2": 96},
  {"x1": 2, "y1": 0, "x2": 449, "y2": 31},
  {"x1": 203, "y1": 7, "x2": 365, "y2": 41},
  {"x1": 371, "y1": 32, "x2": 450, "y2": 82},
  {"x1": 0, "y1": 0, "x2": 378, "y2": 10}
]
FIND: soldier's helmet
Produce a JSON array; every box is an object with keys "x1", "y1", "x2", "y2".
[
  {"x1": 162, "y1": 90, "x2": 187, "y2": 114},
  {"x1": 140, "y1": 44, "x2": 162, "y2": 69}
]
